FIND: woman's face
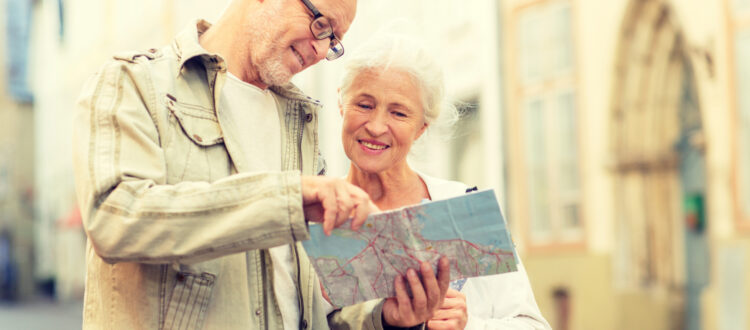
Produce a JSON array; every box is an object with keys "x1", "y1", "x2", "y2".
[{"x1": 340, "y1": 68, "x2": 428, "y2": 174}]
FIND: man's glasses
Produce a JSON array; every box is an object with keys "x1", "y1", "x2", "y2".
[{"x1": 300, "y1": 0, "x2": 345, "y2": 60}]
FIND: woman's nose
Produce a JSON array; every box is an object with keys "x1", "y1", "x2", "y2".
[{"x1": 364, "y1": 111, "x2": 388, "y2": 136}]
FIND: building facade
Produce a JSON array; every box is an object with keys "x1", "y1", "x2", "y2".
[
  {"x1": 309, "y1": 0, "x2": 750, "y2": 329},
  {"x1": 497, "y1": 0, "x2": 748, "y2": 329},
  {"x1": 1, "y1": 0, "x2": 747, "y2": 328}
]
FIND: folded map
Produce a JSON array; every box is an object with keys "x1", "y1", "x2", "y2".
[{"x1": 302, "y1": 189, "x2": 517, "y2": 307}]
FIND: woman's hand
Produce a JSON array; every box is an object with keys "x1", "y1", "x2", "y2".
[
  {"x1": 427, "y1": 288, "x2": 468, "y2": 330},
  {"x1": 382, "y1": 257, "x2": 451, "y2": 328}
]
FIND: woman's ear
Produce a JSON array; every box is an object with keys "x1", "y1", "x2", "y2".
[
  {"x1": 338, "y1": 88, "x2": 344, "y2": 117},
  {"x1": 415, "y1": 122, "x2": 429, "y2": 140}
]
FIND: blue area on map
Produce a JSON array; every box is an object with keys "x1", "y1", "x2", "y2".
[
  {"x1": 450, "y1": 278, "x2": 468, "y2": 291},
  {"x1": 417, "y1": 191, "x2": 512, "y2": 248},
  {"x1": 305, "y1": 190, "x2": 516, "y2": 261},
  {"x1": 306, "y1": 225, "x2": 368, "y2": 257},
  {"x1": 303, "y1": 189, "x2": 519, "y2": 306}
]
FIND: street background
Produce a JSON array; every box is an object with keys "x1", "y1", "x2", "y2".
[{"x1": 0, "y1": 0, "x2": 749, "y2": 329}]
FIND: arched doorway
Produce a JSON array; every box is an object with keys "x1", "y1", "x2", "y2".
[{"x1": 610, "y1": 1, "x2": 709, "y2": 329}]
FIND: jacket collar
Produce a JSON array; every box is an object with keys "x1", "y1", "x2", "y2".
[
  {"x1": 173, "y1": 19, "x2": 216, "y2": 73},
  {"x1": 172, "y1": 20, "x2": 323, "y2": 106}
]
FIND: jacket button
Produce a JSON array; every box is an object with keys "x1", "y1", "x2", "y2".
[
  {"x1": 192, "y1": 134, "x2": 203, "y2": 143},
  {"x1": 301, "y1": 319, "x2": 308, "y2": 329},
  {"x1": 255, "y1": 309, "x2": 262, "y2": 316},
  {"x1": 304, "y1": 113, "x2": 313, "y2": 122}
]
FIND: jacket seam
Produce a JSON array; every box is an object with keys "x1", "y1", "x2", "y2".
[
  {"x1": 130, "y1": 60, "x2": 163, "y2": 147},
  {"x1": 159, "y1": 264, "x2": 167, "y2": 328},
  {"x1": 100, "y1": 185, "x2": 287, "y2": 218},
  {"x1": 101, "y1": 227, "x2": 305, "y2": 264}
]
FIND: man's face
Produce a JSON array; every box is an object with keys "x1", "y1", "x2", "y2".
[{"x1": 249, "y1": 0, "x2": 356, "y2": 86}]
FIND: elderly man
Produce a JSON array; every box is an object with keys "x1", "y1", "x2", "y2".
[{"x1": 72, "y1": 0, "x2": 449, "y2": 329}]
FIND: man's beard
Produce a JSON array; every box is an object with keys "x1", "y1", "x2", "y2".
[
  {"x1": 250, "y1": 2, "x2": 295, "y2": 87},
  {"x1": 257, "y1": 51, "x2": 293, "y2": 86}
]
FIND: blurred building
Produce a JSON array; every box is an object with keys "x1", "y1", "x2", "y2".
[
  {"x1": 0, "y1": 0, "x2": 35, "y2": 302},
  {"x1": 307, "y1": 1, "x2": 750, "y2": 329},
  {"x1": 0, "y1": 0, "x2": 226, "y2": 301},
  {"x1": 498, "y1": 1, "x2": 748, "y2": 329},
  {"x1": 0, "y1": 0, "x2": 748, "y2": 329}
]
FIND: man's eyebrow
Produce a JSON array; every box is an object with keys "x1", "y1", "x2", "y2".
[
  {"x1": 329, "y1": 18, "x2": 342, "y2": 35},
  {"x1": 321, "y1": 8, "x2": 343, "y2": 35}
]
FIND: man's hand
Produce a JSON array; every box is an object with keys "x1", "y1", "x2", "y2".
[
  {"x1": 427, "y1": 288, "x2": 467, "y2": 330},
  {"x1": 301, "y1": 176, "x2": 379, "y2": 235},
  {"x1": 382, "y1": 257, "x2": 451, "y2": 328}
]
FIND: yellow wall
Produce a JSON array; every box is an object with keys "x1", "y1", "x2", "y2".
[
  {"x1": 525, "y1": 254, "x2": 616, "y2": 330},
  {"x1": 616, "y1": 291, "x2": 675, "y2": 330},
  {"x1": 703, "y1": 238, "x2": 750, "y2": 330},
  {"x1": 526, "y1": 253, "x2": 685, "y2": 330}
]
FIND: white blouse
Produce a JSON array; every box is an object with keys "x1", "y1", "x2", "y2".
[{"x1": 419, "y1": 172, "x2": 551, "y2": 330}]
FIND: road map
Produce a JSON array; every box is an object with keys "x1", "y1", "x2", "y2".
[{"x1": 302, "y1": 189, "x2": 517, "y2": 307}]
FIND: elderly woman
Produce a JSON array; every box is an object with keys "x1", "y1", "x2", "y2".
[{"x1": 335, "y1": 36, "x2": 551, "y2": 330}]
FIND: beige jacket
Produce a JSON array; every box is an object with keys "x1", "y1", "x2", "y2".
[{"x1": 73, "y1": 20, "x2": 386, "y2": 330}]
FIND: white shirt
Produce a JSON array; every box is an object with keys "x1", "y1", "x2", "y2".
[
  {"x1": 419, "y1": 172, "x2": 552, "y2": 330},
  {"x1": 220, "y1": 72, "x2": 299, "y2": 329}
]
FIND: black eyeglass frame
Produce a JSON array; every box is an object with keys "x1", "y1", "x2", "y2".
[{"x1": 300, "y1": 0, "x2": 345, "y2": 60}]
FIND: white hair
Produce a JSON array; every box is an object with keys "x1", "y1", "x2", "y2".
[{"x1": 338, "y1": 33, "x2": 459, "y2": 140}]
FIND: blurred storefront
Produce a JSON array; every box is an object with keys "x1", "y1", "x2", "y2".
[
  {"x1": 496, "y1": 0, "x2": 749, "y2": 329},
  {"x1": 0, "y1": 0, "x2": 225, "y2": 302},
  {"x1": 309, "y1": 0, "x2": 750, "y2": 329},
  {"x1": 0, "y1": 0, "x2": 747, "y2": 329},
  {"x1": 1, "y1": 0, "x2": 37, "y2": 302}
]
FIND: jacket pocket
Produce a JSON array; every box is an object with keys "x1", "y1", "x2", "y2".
[
  {"x1": 165, "y1": 95, "x2": 223, "y2": 147},
  {"x1": 164, "y1": 95, "x2": 230, "y2": 182},
  {"x1": 163, "y1": 272, "x2": 216, "y2": 330}
]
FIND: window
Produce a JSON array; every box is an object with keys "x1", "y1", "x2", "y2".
[
  {"x1": 519, "y1": 3, "x2": 573, "y2": 84},
  {"x1": 735, "y1": 0, "x2": 750, "y2": 14},
  {"x1": 733, "y1": 2, "x2": 750, "y2": 225},
  {"x1": 737, "y1": 30, "x2": 750, "y2": 220},
  {"x1": 514, "y1": 1, "x2": 583, "y2": 245},
  {"x1": 451, "y1": 100, "x2": 484, "y2": 190},
  {"x1": 515, "y1": 0, "x2": 582, "y2": 245}
]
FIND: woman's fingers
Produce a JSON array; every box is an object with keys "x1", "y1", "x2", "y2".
[
  {"x1": 439, "y1": 290, "x2": 466, "y2": 308},
  {"x1": 431, "y1": 307, "x2": 465, "y2": 320},
  {"x1": 406, "y1": 268, "x2": 428, "y2": 312},
  {"x1": 426, "y1": 319, "x2": 462, "y2": 330},
  {"x1": 420, "y1": 260, "x2": 444, "y2": 312},
  {"x1": 436, "y1": 257, "x2": 451, "y2": 297},
  {"x1": 394, "y1": 275, "x2": 412, "y2": 323}
]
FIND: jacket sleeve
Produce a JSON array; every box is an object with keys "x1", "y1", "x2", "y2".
[
  {"x1": 327, "y1": 299, "x2": 386, "y2": 330},
  {"x1": 462, "y1": 262, "x2": 551, "y2": 330},
  {"x1": 327, "y1": 300, "x2": 425, "y2": 330},
  {"x1": 72, "y1": 60, "x2": 309, "y2": 265}
]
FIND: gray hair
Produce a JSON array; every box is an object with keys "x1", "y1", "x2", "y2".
[{"x1": 338, "y1": 34, "x2": 458, "y2": 137}]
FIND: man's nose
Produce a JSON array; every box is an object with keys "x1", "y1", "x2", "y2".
[{"x1": 311, "y1": 38, "x2": 330, "y2": 62}]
